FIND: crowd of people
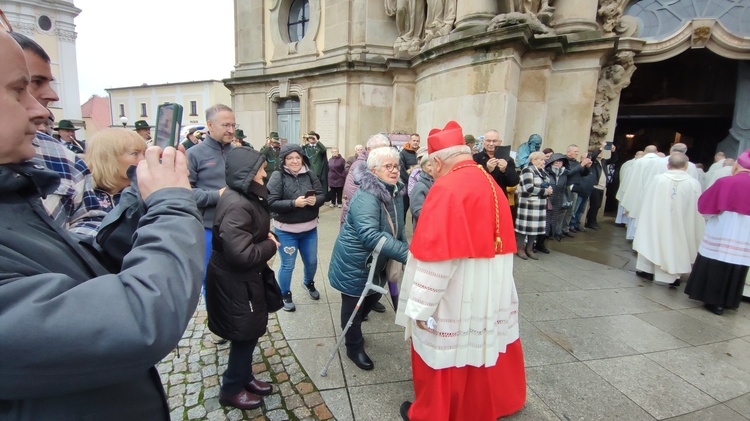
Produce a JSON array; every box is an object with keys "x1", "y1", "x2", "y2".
[{"x1": 2, "y1": 26, "x2": 749, "y2": 421}]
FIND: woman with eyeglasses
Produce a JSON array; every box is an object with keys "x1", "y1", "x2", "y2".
[
  {"x1": 267, "y1": 144, "x2": 325, "y2": 312},
  {"x1": 85, "y1": 128, "x2": 147, "y2": 212},
  {"x1": 328, "y1": 147, "x2": 409, "y2": 370}
]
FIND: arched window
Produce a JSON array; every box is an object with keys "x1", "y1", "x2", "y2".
[{"x1": 288, "y1": 0, "x2": 310, "y2": 42}]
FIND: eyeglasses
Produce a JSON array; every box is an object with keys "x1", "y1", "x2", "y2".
[
  {"x1": 381, "y1": 163, "x2": 400, "y2": 172},
  {"x1": 217, "y1": 123, "x2": 238, "y2": 130},
  {"x1": 484, "y1": 139, "x2": 501, "y2": 144}
]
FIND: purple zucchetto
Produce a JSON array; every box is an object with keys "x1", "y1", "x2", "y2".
[{"x1": 738, "y1": 149, "x2": 750, "y2": 169}]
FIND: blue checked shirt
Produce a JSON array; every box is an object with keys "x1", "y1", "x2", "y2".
[{"x1": 31, "y1": 132, "x2": 105, "y2": 237}]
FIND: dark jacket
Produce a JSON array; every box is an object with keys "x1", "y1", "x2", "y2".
[
  {"x1": 0, "y1": 163, "x2": 204, "y2": 420},
  {"x1": 329, "y1": 165, "x2": 409, "y2": 297},
  {"x1": 206, "y1": 148, "x2": 277, "y2": 341},
  {"x1": 260, "y1": 144, "x2": 281, "y2": 181},
  {"x1": 473, "y1": 151, "x2": 521, "y2": 192},
  {"x1": 409, "y1": 169, "x2": 434, "y2": 225},
  {"x1": 267, "y1": 144, "x2": 325, "y2": 224},
  {"x1": 588, "y1": 148, "x2": 618, "y2": 188},
  {"x1": 328, "y1": 155, "x2": 347, "y2": 188},
  {"x1": 566, "y1": 156, "x2": 591, "y2": 194},
  {"x1": 186, "y1": 134, "x2": 234, "y2": 228},
  {"x1": 399, "y1": 147, "x2": 418, "y2": 185},
  {"x1": 545, "y1": 154, "x2": 572, "y2": 210}
]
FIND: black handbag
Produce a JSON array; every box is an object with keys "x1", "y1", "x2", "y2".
[{"x1": 262, "y1": 265, "x2": 283, "y2": 313}]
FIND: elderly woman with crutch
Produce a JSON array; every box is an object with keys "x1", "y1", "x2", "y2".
[{"x1": 328, "y1": 146, "x2": 409, "y2": 371}]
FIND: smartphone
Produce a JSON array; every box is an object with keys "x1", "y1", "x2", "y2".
[
  {"x1": 305, "y1": 190, "x2": 316, "y2": 198},
  {"x1": 154, "y1": 103, "x2": 183, "y2": 149},
  {"x1": 604, "y1": 141, "x2": 613, "y2": 151}
]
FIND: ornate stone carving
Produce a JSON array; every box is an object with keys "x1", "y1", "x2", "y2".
[
  {"x1": 488, "y1": 11, "x2": 552, "y2": 34},
  {"x1": 10, "y1": 21, "x2": 36, "y2": 35},
  {"x1": 386, "y1": 0, "x2": 427, "y2": 55},
  {"x1": 488, "y1": 0, "x2": 555, "y2": 35},
  {"x1": 691, "y1": 25, "x2": 711, "y2": 47},
  {"x1": 57, "y1": 29, "x2": 77, "y2": 42},
  {"x1": 597, "y1": 0, "x2": 638, "y2": 36},
  {"x1": 424, "y1": 0, "x2": 457, "y2": 45},
  {"x1": 589, "y1": 50, "x2": 636, "y2": 148},
  {"x1": 386, "y1": 0, "x2": 458, "y2": 56}
]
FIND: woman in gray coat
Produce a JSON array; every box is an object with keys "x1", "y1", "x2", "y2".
[
  {"x1": 408, "y1": 151, "x2": 434, "y2": 230},
  {"x1": 328, "y1": 147, "x2": 409, "y2": 371}
]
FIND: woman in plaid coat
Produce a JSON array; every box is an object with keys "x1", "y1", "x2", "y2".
[{"x1": 515, "y1": 151, "x2": 553, "y2": 260}]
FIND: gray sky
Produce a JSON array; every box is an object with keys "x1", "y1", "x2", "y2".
[{"x1": 74, "y1": 0, "x2": 235, "y2": 102}]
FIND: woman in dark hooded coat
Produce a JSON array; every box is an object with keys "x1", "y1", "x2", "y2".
[
  {"x1": 543, "y1": 153, "x2": 572, "y2": 244},
  {"x1": 205, "y1": 147, "x2": 280, "y2": 410}
]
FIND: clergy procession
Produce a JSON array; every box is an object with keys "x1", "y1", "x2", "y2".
[
  {"x1": 3, "y1": 25, "x2": 750, "y2": 421},
  {"x1": 616, "y1": 143, "x2": 750, "y2": 316}
]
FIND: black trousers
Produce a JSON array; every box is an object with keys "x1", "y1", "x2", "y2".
[
  {"x1": 586, "y1": 188, "x2": 604, "y2": 226},
  {"x1": 222, "y1": 338, "x2": 259, "y2": 394},
  {"x1": 340, "y1": 292, "x2": 382, "y2": 351},
  {"x1": 329, "y1": 187, "x2": 343, "y2": 205}
]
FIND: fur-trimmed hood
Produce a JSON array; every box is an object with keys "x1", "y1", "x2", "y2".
[{"x1": 353, "y1": 161, "x2": 405, "y2": 203}]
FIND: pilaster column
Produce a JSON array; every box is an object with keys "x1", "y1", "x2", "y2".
[
  {"x1": 234, "y1": 0, "x2": 265, "y2": 71},
  {"x1": 454, "y1": 0, "x2": 499, "y2": 32},
  {"x1": 553, "y1": 0, "x2": 599, "y2": 34}
]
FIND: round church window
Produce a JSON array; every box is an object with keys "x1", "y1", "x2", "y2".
[
  {"x1": 288, "y1": 0, "x2": 309, "y2": 42},
  {"x1": 38, "y1": 15, "x2": 52, "y2": 32}
]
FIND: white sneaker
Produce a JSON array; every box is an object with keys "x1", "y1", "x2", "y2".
[
  {"x1": 337, "y1": 204, "x2": 342, "y2": 208},
  {"x1": 329, "y1": 203, "x2": 334, "y2": 208}
]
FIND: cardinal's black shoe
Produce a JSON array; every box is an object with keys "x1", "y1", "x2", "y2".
[{"x1": 400, "y1": 401, "x2": 412, "y2": 421}]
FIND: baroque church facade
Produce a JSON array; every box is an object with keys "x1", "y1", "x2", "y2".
[{"x1": 227, "y1": 0, "x2": 750, "y2": 159}]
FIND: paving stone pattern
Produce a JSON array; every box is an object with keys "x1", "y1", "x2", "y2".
[{"x1": 158, "y1": 304, "x2": 334, "y2": 421}]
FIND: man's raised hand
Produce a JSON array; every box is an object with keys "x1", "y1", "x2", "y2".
[{"x1": 137, "y1": 146, "x2": 191, "y2": 201}]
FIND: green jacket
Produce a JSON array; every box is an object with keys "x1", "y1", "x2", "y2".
[
  {"x1": 260, "y1": 145, "x2": 281, "y2": 181},
  {"x1": 302, "y1": 141, "x2": 328, "y2": 192}
]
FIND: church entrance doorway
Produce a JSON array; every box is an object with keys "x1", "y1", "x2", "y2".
[{"x1": 277, "y1": 98, "x2": 300, "y2": 145}]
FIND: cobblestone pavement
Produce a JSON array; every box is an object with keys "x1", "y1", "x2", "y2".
[{"x1": 158, "y1": 302, "x2": 334, "y2": 421}]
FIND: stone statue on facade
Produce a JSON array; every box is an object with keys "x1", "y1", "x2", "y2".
[
  {"x1": 597, "y1": 0, "x2": 638, "y2": 36},
  {"x1": 488, "y1": 0, "x2": 556, "y2": 34},
  {"x1": 589, "y1": 51, "x2": 636, "y2": 148},
  {"x1": 423, "y1": 0, "x2": 457, "y2": 45},
  {"x1": 386, "y1": 0, "x2": 427, "y2": 55}
]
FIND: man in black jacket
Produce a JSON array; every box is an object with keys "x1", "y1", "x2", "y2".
[
  {"x1": 473, "y1": 130, "x2": 520, "y2": 220},
  {"x1": 584, "y1": 143, "x2": 618, "y2": 230},
  {"x1": 0, "y1": 31, "x2": 205, "y2": 420},
  {"x1": 561, "y1": 144, "x2": 592, "y2": 236}
]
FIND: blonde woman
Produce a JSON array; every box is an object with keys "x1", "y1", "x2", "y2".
[{"x1": 85, "y1": 128, "x2": 147, "y2": 212}]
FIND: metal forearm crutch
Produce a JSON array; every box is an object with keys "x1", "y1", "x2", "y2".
[{"x1": 321, "y1": 237, "x2": 388, "y2": 377}]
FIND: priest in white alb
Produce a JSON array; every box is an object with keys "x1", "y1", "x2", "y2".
[
  {"x1": 615, "y1": 150, "x2": 643, "y2": 225},
  {"x1": 395, "y1": 121, "x2": 525, "y2": 421},
  {"x1": 632, "y1": 152, "x2": 704, "y2": 285},
  {"x1": 619, "y1": 145, "x2": 665, "y2": 240}
]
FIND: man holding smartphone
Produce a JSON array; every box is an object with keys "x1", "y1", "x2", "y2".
[
  {"x1": 186, "y1": 104, "x2": 235, "y2": 309},
  {"x1": 0, "y1": 29, "x2": 205, "y2": 420}
]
